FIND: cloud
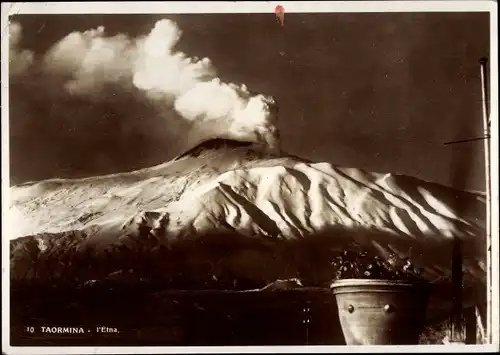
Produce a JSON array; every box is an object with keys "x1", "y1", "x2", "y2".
[
  {"x1": 8, "y1": 19, "x2": 280, "y2": 184},
  {"x1": 9, "y1": 21, "x2": 34, "y2": 76},
  {"x1": 132, "y1": 20, "x2": 215, "y2": 98},
  {"x1": 42, "y1": 26, "x2": 136, "y2": 96},
  {"x1": 40, "y1": 19, "x2": 280, "y2": 150}
]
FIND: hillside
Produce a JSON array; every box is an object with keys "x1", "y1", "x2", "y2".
[{"x1": 9, "y1": 139, "x2": 486, "y2": 293}]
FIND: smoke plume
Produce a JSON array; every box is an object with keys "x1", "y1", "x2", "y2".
[
  {"x1": 35, "y1": 19, "x2": 280, "y2": 151},
  {"x1": 8, "y1": 19, "x2": 280, "y2": 183},
  {"x1": 9, "y1": 21, "x2": 34, "y2": 76}
]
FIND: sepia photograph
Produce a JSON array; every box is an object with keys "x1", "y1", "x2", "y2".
[{"x1": 2, "y1": 1, "x2": 498, "y2": 353}]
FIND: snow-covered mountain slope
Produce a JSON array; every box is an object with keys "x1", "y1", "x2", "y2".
[{"x1": 9, "y1": 139, "x2": 486, "y2": 286}]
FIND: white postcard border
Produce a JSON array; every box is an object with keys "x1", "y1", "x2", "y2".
[{"x1": 2, "y1": 2, "x2": 498, "y2": 354}]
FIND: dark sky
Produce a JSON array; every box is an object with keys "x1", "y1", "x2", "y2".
[{"x1": 9, "y1": 12, "x2": 490, "y2": 191}]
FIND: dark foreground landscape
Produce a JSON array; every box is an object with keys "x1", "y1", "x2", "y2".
[
  {"x1": 10, "y1": 228, "x2": 485, "y2": 346},
  {"x1": 11, "y1": 281, "x2": 472, "y2": 346}
]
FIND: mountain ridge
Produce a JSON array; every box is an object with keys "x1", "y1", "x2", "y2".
[{"x1": 9, "y1": 138, "x2": 486, "y2": 290}]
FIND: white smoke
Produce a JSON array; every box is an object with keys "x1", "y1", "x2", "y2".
[
  {"x1": 42, "y1": 26, "x2": 136, "y2": 96},
  {"x1": 38, "y1": 19, "x2": 281, "y2": 153},
  {"x1": 9, "y1": 21, "x2": 34, "y2": 76},
  {"x1": 175, "y1": 80, "x2": 280, "y2": 152}
]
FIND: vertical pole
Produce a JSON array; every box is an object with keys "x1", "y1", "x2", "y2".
[
  {"x1": 450, "y1": 237, "x2": 464, "y2": 342},
  {"x1": 479, "y1": 57, "x2": 491, "y2": 344}
]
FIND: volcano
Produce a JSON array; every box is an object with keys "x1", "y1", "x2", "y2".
[{"x1": 9, "y1": 138, "x2": 486, "y2": 292}]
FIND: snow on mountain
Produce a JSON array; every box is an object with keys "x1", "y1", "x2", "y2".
[
  {"x1": 9, "y1": 138, "x2": 486, "y2": 288},
  {"x1": 9, "y1": 17, "x2": 486, "y2": 290}
]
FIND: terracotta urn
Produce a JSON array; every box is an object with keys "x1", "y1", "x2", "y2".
[{"x1": 331, "y1": 279, "x2": 429, "y2": 345}]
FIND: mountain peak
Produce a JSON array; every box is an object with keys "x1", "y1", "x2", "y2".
[
  {"x1": 9, "y1": 143, "x2": 486, "y2": 291},
  {"x1": 174, "y1": 138, "x2": 256, "y2": 161}
]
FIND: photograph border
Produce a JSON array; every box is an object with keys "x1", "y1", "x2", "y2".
[{"x1": 2, "y1": 1, "x2": 498, "y2": 353}]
